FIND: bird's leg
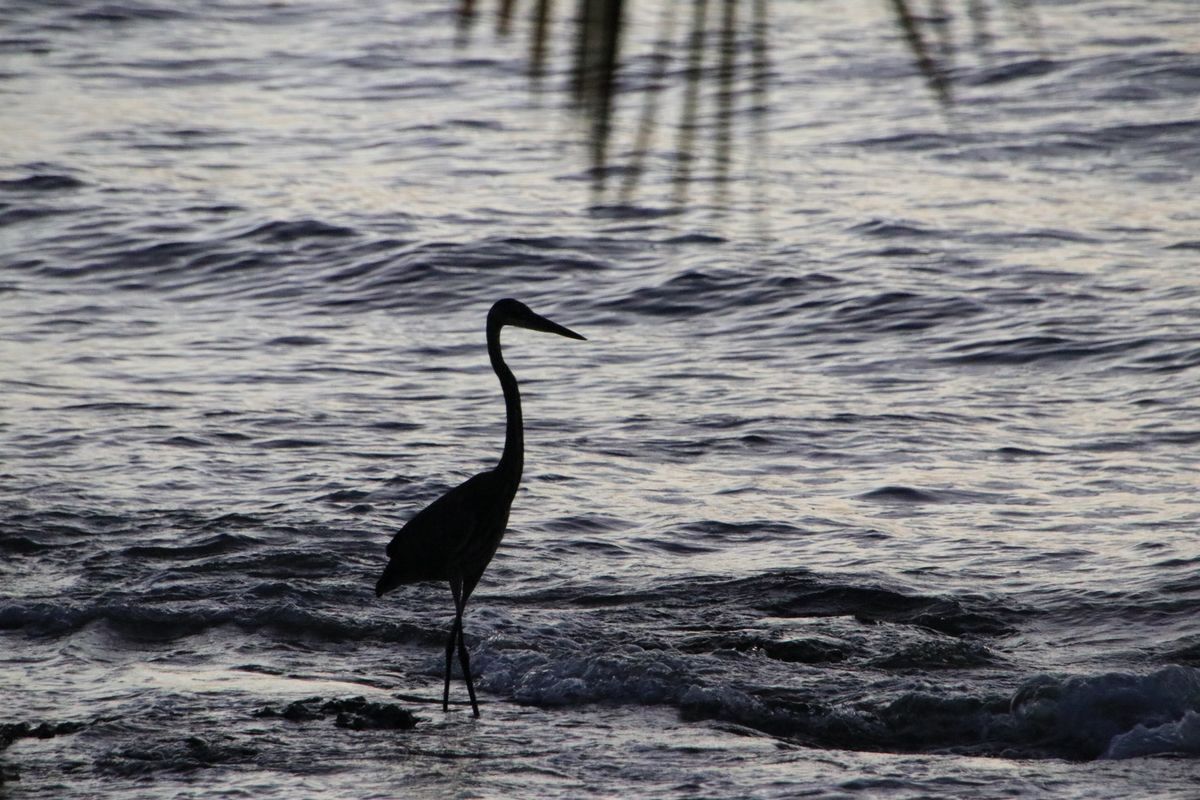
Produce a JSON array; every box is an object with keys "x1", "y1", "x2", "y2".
[
  {"x1": 442, "y1": 613, "x2": 459, "y2": 712},
  {"x1": 456, "y1": 619, "x2": 480, "y2": 718},
  {"x1": 450, "y1": 578, "x2": 480, "y2": 718}
]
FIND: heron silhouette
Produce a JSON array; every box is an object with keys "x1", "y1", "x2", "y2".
[{"x1": 374, "y1": 298, "x2": 585, "y2": 717}]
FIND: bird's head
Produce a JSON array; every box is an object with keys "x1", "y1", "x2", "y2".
[{"x1": 489, "y1": 298, "x2": 586, "y2": 341}]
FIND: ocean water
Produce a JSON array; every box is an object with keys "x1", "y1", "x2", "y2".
[{"x1": 2, "y1": 0, "x2": 1200, "y2": 796}]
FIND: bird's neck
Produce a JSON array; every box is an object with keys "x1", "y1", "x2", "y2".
[{"x1": 487, "y1": 322, "x2": 523, "y2": 486}]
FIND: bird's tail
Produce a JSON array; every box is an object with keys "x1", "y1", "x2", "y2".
[{"x1": 375, "y1": 561, "x2": 404, "y2": 598}]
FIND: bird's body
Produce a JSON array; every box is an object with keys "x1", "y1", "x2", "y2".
[
  {"x1": 375, "y1": 298, "x2": 584, "y2": 717},
  {"x1": 379, "y1": 470, "x2": 512, "y2": 593}
]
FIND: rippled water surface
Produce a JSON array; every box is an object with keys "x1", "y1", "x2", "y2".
[{"x1": 3, "y1": 0, "x2": 1200, "y2": 797}]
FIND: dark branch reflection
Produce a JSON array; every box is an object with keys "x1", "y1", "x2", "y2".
[{"x1": 452, "y1": 0, "x2": 1043, "y2": 212}]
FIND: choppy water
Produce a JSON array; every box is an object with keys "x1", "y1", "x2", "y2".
[{"x1": 3, "y1": 0, "x2": 1200, "y2": 796}]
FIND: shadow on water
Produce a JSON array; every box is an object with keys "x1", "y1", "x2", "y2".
[
  {"x1": 452, "y1": 0, "x2": 1043, "y2": 213},
  {"x1": 888, "y1": 0, "x2": 1045, "y2": 107}
]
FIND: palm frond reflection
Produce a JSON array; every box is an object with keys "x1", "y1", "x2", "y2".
[{"x1": 452, "y1": 0, "x2": 1042, "y2": 212}]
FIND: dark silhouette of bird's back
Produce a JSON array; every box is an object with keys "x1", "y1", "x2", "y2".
[{"x1": 375, "y1": 298, "x2": 585, "y2": 717}]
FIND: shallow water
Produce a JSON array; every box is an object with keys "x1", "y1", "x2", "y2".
[{"x1": 3, "y1": 0, "x2": 1200, "y2": 796}]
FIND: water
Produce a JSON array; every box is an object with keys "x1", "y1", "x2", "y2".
[{"x1": 2, "y1": 0, "x2": 1200, "y2": 796}]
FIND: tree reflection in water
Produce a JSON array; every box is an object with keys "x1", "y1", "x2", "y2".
[{"x1": 452, "y1": 0, "x2": 1042, "y2": 213}]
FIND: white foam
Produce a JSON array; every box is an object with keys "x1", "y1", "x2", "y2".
[
  {"x1": 475, "y1": 641, "x2": 695, "y2": 706},
  {"x1": 1102, "y1": 709, "x2": 1200, "y2": 759},
  {"x1": 1012, "y1": 665, "x2": 1200, "y2": 759}
]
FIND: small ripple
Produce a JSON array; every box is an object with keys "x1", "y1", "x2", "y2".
[
  {"x1": 236, "y1": 219, "x2": 357, "y2": 243},
  {"x1": 969, "y1": 57, "x2": 1060, "y2": 85},
  {"x1": 938, "y1": 334, "x2": 1155, "y2": 366},
  {"x1": 123, "y1": 532, "x2": 259, "y2": 560},
  {"x1": 857, "y1": 486, "x2": 939, "y2": 504},
  {"x1": 849, "y1": 219, "x2": 938, "y2": 238},
  {"x1": 0, "y1": 174, "x2": 86, "y2": 191},
  {"x1": 253, "y1": 438, "x2": 328, "y2": 450},
  {"x1": 265, "y1": 335, "x2": 328, "y2": 347}
]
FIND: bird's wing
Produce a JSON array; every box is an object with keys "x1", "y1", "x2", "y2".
[{"x1": 383, "y1": 471, "x2": 495, "y2": 579}]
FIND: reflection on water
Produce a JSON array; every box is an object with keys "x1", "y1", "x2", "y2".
[
  {"x1": 457, "y1": 0, "x2": 770, "y2": 212},
  {"x1": 888, "y1": 0, "x2": 1044, "y2": 108},
  {"x1": 453, "y1": 0, "x2": 1043, "y2": 211},
  {"x1": 564, "y1": 0, "x2": 773, "y2": 211}
]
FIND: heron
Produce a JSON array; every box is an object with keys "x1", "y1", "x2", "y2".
[{"x1": 374, "y1": 298, "x2": 585, "y2": 717}]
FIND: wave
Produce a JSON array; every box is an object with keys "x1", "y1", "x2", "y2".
[
  {"x1": 473, "y1": 632, "x2": 1200, "y2": 760},
  {"x1": 938, "y1": 333, "x2": 1157, "y2": 366},
  {"x1": 1104, "y1": 709, "x2": 1200, "y2": 759},
  {"x1": 667, "y1": 572, "x2": 1023, "y2": 637},
  {"x1": 467, "y1": 573, "x2": 1200, "y2": 759},
  {"x1": 0, "y1": 173, "x2": 86, "y2": 192},
  {"x1": 1014, "y1": 668, "x2": 1200, "y2": 760},
  {"x1": 0, "y1": 597, "x2": 442, "y2": 647},
  {"x1": 7, "y1": 213, "x2": 626, "y2": 313},
  {"x1": 5, "y1": 505, "x2": 1199, "y2": 764}
]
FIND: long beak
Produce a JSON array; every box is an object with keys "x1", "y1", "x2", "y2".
[{"x1": 524, "y1": 311, "x2": 586, "y2": 341}]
